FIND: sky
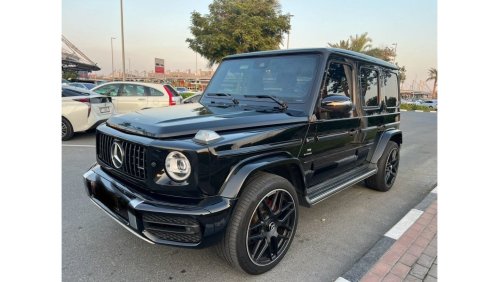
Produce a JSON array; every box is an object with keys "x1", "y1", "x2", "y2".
[{"x1": 62, "y1": 0, "x2": 436, "y2": 90}]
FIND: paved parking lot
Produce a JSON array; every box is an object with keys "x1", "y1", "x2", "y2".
[{"x1": 62, "y1": 111, "x2": 437, "y2": 282}]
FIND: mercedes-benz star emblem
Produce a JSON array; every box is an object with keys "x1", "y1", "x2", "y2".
[{"x1": 111, "y1": 141, "x2": 124, "y2": 168}]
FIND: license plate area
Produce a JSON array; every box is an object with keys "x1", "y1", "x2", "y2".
[
  {"x1": 99, "y1": 107, "x2": 110, "y2": 113},
  {"x1": 92, "y1": 183, "x2": 129, "y2": 221}
]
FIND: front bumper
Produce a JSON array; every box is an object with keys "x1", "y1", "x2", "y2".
[{"x1": 83, "y1": 164, "x2": 234, "y2": 248}]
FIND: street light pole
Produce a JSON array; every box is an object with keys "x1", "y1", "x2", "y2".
[
  {"x1": 110, "y1": 37, "x2": 116, "y2": 80},
  {"x1": 120, "y1": 0, "x2": 126, "y2": 81},
  {"x1": 392, "y1": 43, "x2": 398, "y2": 64},
  {"x1": 287, "y1": 14, "x2": 294, "y2": 49}
]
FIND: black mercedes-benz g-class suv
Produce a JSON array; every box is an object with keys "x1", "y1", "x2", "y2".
[{"x1": 83, "y1": 48, "x2": 402, "y2": 274}]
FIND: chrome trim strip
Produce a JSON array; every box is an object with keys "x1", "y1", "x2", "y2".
[
  {"x1": 360, "y1": 126, "x2": 378, "y2": 132},
  {"x1": 316, "y1": 132, "x2": 350, "y2": 141},
  {"x1": 216, "y1": 139, "x2": 303, "y2": 157},
  {"x1": 382, "y1": 121, "x2": 401, "y2": 128},
  {"x1": 129, "y1": 199, "x2": 144, "y2": 208},
  {"x1": 309, "y1": 169, "x2": 377, "y2": 205},
  {"x1": 89, "y1": 197, "x2": 154, "y2": 245}
]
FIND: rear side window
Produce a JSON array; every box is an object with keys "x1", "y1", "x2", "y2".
[
  {"x1": 359, "y1": 68, "x2": 379, "y2": 107},
  {"x1": 93, "y1": 84, "x2": 120, "y2": 97},
  {"x1": 380, "y1": 71, "x2": 399, "y2": 107},
  {"x1": 121, "y1": 84, "x2": 147, "y2": 96},
  {"x1": 149, "y1": 88, "x2": 164, "y2": 96},
  {"x1": 62, "y1": 88, "x2": 87, "y2": 97}
]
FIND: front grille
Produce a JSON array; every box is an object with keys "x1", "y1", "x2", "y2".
[
  {"x1": 97, "y1": 133, "x2": 146, "y2": 180},
  {"x1": 142, "y1": 212, "x2": 201, "y2": 244}
]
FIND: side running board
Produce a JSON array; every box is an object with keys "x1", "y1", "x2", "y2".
[{"x1": 305, "y1": 165, "x2": 377, "y2": 205}]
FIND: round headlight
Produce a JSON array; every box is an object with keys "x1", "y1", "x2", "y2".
[{"x1": 165, "y1": 151, "x2": 191, "y2": 182}]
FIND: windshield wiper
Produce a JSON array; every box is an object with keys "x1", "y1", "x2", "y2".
[
  {"x1": 205, "y1": 92, "x2": 239, "y2": 105},
  {"x1": 243, "y1": 95, "x2": 288, "y2": 110}
]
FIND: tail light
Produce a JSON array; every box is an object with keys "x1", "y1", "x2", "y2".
[
  {"x1": 163, "y1": 85, "x2": 176, "y2": 106},
  {"x1": 74, "y1": 98, "x2": 91, "y2": 117},
  {"x1": 73, "y1": 98, "x2": 90, "y2": 104}
]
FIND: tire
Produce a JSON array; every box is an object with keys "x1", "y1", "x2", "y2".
[
  {"x1": 365, "y1": 141, "x2": 400, "y2": 191},
  {"x1": 62, "y1": 117, "x2": 74, "y2": 141},
  {"x1": 217, "y1": 172, "x2": 299, "y2": 275}
]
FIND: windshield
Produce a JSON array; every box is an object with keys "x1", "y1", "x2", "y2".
[{"x1": 203, "y1": 54, "x2": 319, "y2": 112}]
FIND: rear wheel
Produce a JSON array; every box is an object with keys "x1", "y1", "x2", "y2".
[
  {"x1": 217, "y1": 172, "x2": 298, "y2": 274},
  {"x1": 62, "y1": 117, "x2": 74, "y2": 141},
  {"x1": 365, "y1": 141, "x2": 400, "y2": 191}
]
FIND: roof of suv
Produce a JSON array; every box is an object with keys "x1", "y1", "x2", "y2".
[
  {"x1": 93, "y1": 81, "x2": 167, "y2": 92},
  {"x1": 224, "y1": 48, "x2": 399, "y2": 70}
]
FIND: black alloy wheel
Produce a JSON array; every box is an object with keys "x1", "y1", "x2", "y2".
[
  {"x1": 217, "y1": 172, "x2": 299, "y2": 274},
  {"x1": 246, "y1": 189, "x2": 296, "y2": 266},
  {"x1": 384, "y1": 147, "x2": 399, "y2": 187},
  {"x1": 365, "y1": 141, "x2": 400, "y2": 191}
]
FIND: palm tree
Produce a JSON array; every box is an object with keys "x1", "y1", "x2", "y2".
[
  {"x1": 328, "y1": 32, "x2": 395, "y2": 62},
  {"x1": 427, "y1": 68, "x2": 437, "y2": 99}
]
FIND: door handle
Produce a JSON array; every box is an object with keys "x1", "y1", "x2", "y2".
[{"x1": 306, "y1": 137, "x2": 315, "y2": 143}]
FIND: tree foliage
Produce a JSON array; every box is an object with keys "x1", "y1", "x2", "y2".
[
  {"x1": 427, "y1": 68, "x2": 438, "y2": 99},
  {"x1": 328, "y1": 32, "x2": 396, "y2": 62},
  {"x1": 186, "y1": 0, "x2": 291, "y2": 66},
  {"x1": 62, "y1": 70, "x2": 77, "y2": 80},
  {"x1": 328, "y1": 32, "x2": 407, "y2": 87},
  {"x1": 426, "y1": 68, "x2": 437, "y2": 82}
]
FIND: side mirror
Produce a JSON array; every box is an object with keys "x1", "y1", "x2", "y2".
[{"x1": 320, "y1": 95, "x2": 353, "y2": 118}]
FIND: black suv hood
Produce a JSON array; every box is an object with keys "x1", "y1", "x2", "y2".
[{"x1": 106, "y1": 103, "x2": 308, "y2": 138}]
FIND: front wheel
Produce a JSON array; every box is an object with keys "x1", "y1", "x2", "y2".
[{"x1": 217, "y1": 172, "x2": 299, "y2": 274}]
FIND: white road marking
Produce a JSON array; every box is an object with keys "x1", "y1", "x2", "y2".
[
  {"x1": 334, "y1": 277, "x2": 351, "y2": 282},
  {"x1": 62, "y1": 144, "x2": 96, "y2": 148},
  {"x1": 415, "y1": 110, "x2": 424, "y2": 112},
  {"x1": 385, "y1": 209, "x2": 423, "y2": 240},
  {"x1": 400, "y1": 109, "x2": 407, "y2": 112}
]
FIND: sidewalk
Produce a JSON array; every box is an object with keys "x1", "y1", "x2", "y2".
[{"x1": 336, "y1": 188, "x2": 437, "y2": 282}]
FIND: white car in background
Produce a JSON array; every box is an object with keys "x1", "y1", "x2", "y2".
[
  {"x1": 62, "y1": 86, "x2": 114, "y2": 140},
  {"x1": 91, "y1": 81, "x2": 182, "y2": 114},
  {"x1": 417, "y1": 99, "x2": 438, "y2": 109}
]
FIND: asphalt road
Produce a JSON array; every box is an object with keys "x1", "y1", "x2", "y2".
[{"x1": 62, "y1": 111, "x2": 437, "y2": 282}]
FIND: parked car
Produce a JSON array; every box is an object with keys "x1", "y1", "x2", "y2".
[
  {"x1": 83, "y1": 48, "x2": 402, "y2": 274},
  {"x1": 163, "y1": 84, "x2": 184, "y2": 102},
  {"x1": 69, "y1": 82, "x2": 96, "y2": 90},
  {"x1": 61, "y1": 86, "x2": 113, "y2": 140},
  {"x1": 91, "y1": 82, "x2": 182, "y2": 114},
  {"x1": 417, "y1": 99, "x2": 438, "y2": 109},
  {"x1": 175, "y1": 87, "x2": 189, "y2": 93},
  {"x1": 182, "y1": 93, "x2": 202, "y2": 104}
]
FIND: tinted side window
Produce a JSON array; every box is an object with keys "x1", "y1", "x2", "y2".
[
  {"x1": 121, "y1": 84, "x2": 147, "y2": 96},
  {"x1": 360, "y1": 68, "x2": 379, "y2": 107},
  {"x1": 318, "y1": 62, "x2": 354, "y2": 119},
  {"x1": 94, "y1": 84, "x2": 120, "y2": 97},
  {"x1": 150, "y1": 88, "x2": 164, "y2": 96},
  {"x1": 62, "y1": 88, "x2": 87, "y2": 97},
  {"x1": 380, "y1": 71, "x2": 399, "y2": 107}
]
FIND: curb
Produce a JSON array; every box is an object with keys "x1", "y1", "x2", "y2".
[
  {"x1": 334, "y1": 185, "x2": 438, "y2": 282},
  {"x1": 400, "y1": 109, "x2": 437, "y2": 113}
]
